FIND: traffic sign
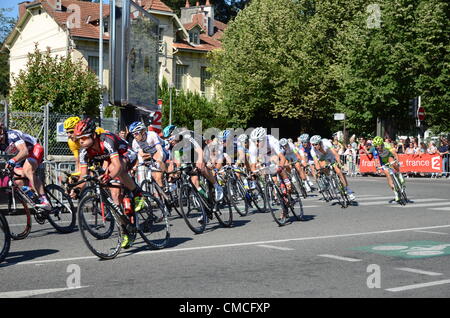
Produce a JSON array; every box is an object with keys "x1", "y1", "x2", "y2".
[
  {"x1": 417, "y1": 107, "x2": 425, "y2": 121},
  {"x1": 334, "y1": 113, "x2": 345, "y2": 121}
]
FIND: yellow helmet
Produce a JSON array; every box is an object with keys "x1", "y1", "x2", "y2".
[{"x1": 64, "y1": 116, "x2": 81, "y2": 131}]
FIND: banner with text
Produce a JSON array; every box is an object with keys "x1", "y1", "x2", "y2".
[{"x1": 359, "y1": 154, "x2": 442, "y2": 173}]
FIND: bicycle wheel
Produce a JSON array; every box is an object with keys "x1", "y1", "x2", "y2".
[
  {"x1": 330, "y1": 174, "x2": 348, "y2": 208},
  {"x1": 287, "y1": 190, "x2": 304, "y2": 221},
  {"x1": 214, "y1": 186, "x2": 233, "y2": 227},
  {"x1": 136, "y1": 193, "x2": 170, "y2": 249},
  {"x1": 78, "y1": 194, "x2": 122, "y2": 260},
  {"x1": 45, "y1": 184, "x2": 76, "y2": 233},
  {"x1": 266, "y1": 182, "x2": 288, "y2": 226},
  {"x1": 5, "y1": 190, "x2": 31, "y2": 240},
  {"x1": 392, "y1": 176, "x2": 406, "y2": 205},
  {"x1": 152, "y1": 180, "x2": 183, "y2": 218},
  {"x1": 0, "y1": 213, "x2": 11, "y2": 264},
  {"x1": 246, "y1": 176, "x2": 267, "y2": 213},
  {"x1": 227, "y1": 178, "x2": 247, "y2": 217},
  {"x1": 140, "y1": 179, "x2": 154, "y2": 194},
  {"x1": 292, "y1": 169, "x2": 308, "y2": 199},
  {"x1": 179, "y1": 183, "x2": 208, "y2": 234}
]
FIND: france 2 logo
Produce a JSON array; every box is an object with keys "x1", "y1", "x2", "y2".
[{"x1": 431, "y1": 156, "x2": 441, "y2": 170}]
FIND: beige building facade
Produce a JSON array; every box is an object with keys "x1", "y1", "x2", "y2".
[{"x1": 3, "y1": 0, "x2": 224, "y2": 100}]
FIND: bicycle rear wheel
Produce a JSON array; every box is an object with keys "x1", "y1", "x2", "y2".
[
  {"x1": 292, "y1": 169, "x2": 307, "y2": 199},
  {"x1": 266, "y1": 182, "x2": 288, "y2": 226},
  {"x1": 0, "y1": 213, "x2": 11, "y2": 264},
  {"x1": 227, "y1": 178, "x2": 247, "y2": 217},
  {"x1": 45, "y1": 184, "x2": 76, "y2": 233},
  {"x1": 5, "y1": 190, "x2": 31, "y2": 240},
  {"x1": 136, "y1": 193, "x2": 170, "y2": 249},
  {"x1": 78, "y1": 194, "x2": 122, "y2": 260},
  {"x1": 287, "y1": 190, "x2": 304, "y2": 221},
  {"x1": 179, "y1": 183, "x2": 208, "y2": 234},
  {"x1": 330, "y1": 174, "x2": 348, "y2": 208}
]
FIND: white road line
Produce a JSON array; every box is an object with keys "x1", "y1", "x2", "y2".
[
  {"x1": 361, "y1": 198, "x2": 445, "y2": 206},
  {"x1": 16, "y1": 224, "x2": 450, "y2": 266},
  {"x1": 0, "y1": 286, "x2": 89, "y2": 298},
  {"x1": 414, "y1": 230, "x2": 449, "y2": 235},
  {"x1": 393, "y1": 201, "x2": 450, "y2": 208},
  {"x1": 318, "y1": 254, "x2": 362, "y2": 262},
  {"x1": 355, "y1": 196, "x2": 405, "y2": 202},
  {"x1": 258, "y1": 245, "x2": 294, "y2": 251},
  {"x1": 429, "y1": 207, "x2": 450, "y2": 211},
  {"x1": 395, "y1": 267, "x2": 443, "y2": 276},
  {"x1": 386, "y1": 279, "x2": 450, "y2": 292}
]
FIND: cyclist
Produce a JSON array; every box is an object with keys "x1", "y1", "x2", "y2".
[
  {"x1": 310, "y1": 135, "x2": 356, "y2": 201},
  {"x1": 364, "y1": 136, "x2": 404, "y2": 202},
  {"x1": 129, "y1": 121, "x2": 168, "y2": 190},
  {"x1": 163, "y1": 125, "x2": 224, "y2": 203},
  {"x1": 298, "y1": 133, "x2": 316, "y2": 188},
  {"x1": 64, "y1": 116, "x2": 107, "y2": 176},
  {"x1": 72, "y1": 118, "x2": 142, "y2": 249},
  {"x1": 279, "y1": 138, "x2": 311, "y2": 192},
  {"x1": 0, "y1": 124, "x2": 50, "y2": 209}
]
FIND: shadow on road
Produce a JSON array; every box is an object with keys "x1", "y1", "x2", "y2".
[{"x1": 1, "y1": 249, "x2": 59, "y2": 267}]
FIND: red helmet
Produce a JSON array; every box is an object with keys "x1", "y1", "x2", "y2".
[{"x1": 74, "y1": 118, "x2": 97, "y2": 138}]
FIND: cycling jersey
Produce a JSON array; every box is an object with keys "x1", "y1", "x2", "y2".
[
  {"x1": 299, "y1": 144, "x2": 314, "y2": 162},
  {"x1": 132, "y1": 130, "x2": 168, "y2": 162},
  {"x1": 310, "y1": 139, "x2": 336, "y2": 163},
  {"x1": 1, "y1": 129, "x2": 43, "y2": 167},
  {"x1": 249, "y1": 135, "x2": 282, "y2": 165},
  {"x1": 68, "y1": 127, "x2": 106, "y2": 158},
  {"x1": 79, "y1": 132, "x2": 129, "y2": 167},
  {"x1": 170, "y1": 131, "x2": 204, "y2": 164},
  {"x1": 368, "y1": 142, "x2": 395, "y2": 165},
  {"x1": 281, "y1": 141, "x2": 298, "y2": 162}
]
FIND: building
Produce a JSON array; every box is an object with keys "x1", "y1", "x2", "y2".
[{"x1": 2, "y1": 0, "x2": 225, "y2": 100}]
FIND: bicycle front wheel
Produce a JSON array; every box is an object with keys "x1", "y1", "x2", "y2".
[
  {"x1": 45, "y1": 184, "x2": 76, "y2": 233},
  {"x1": 0, "y1": 213, "x2": 11, "y2": 264},
  {"x1": 78, "y1": 195, "x2": 122, "y2": 260},
  {"x1": 287, "y1": 190, "x2": 304, "y2": 221},
  {"x1": 266, "y1": 182, "x2": 288, "y2": 226},
  {"x1": 136, "y1": 194, "x2": 170, "y2": 249},
  {"x1": 6, "y1": 191, "x2": 31, "y2": 240},
  {"x1": 214, "y1": 187, "x2": 233, "y2": 227},
  {"x1": 179, "y1": 184, "x2": 208, "y2": 234}
]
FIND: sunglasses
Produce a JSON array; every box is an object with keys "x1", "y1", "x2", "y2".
[
  {"x1": 77, "y1": 135, "x2": 92, "y2": 142},
  {"x1": 312, "y1": 143, "x2": 320, "y2": 146}
]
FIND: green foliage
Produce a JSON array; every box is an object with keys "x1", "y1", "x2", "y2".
[
  {"x1": 158, "y1": 77, "x2": 227, "y2": 130},
  {"x1": 0, "y1": 7, "x2": 16, "y2": 98},
  {"x1": 9, "y1": 45, "x2": 102, "y2": 116},
  {"x1": 211, "y1": 0, "x2": 449, "y2": 136}
]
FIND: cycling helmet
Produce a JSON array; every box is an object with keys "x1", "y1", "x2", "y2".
[
  {"x1": 373, "y1": 136, "x2": 384, "y2": 146},
  {"x1": 237, "y1": 134, "x2": 248, "y2": 143},
  {"x1": 250, "y1": 127, "x2": 266, "y2": 141},
  {"x1": 64, "y1": 116, "x2": 81, "y2": 131},
  {"x1": 74, "y1": 118, "x2": 97, "y2": 138},
  {"x1": 299, "y1": 133, "x2": 310, "y2": 143},
  {"x1": 310, "y1": 135, "x2": 322, "y2": 145},
  {"x1": 218, "y1": 129, "x2": 231, "y2": 141},
  {"x1": 129, "y1": 121, "x2": 146, "y2": 134},
  {"x1": 279, "y1": 138, "x2": 288, "y2": 147},
  {"x1": 163, "y1": 124, "x2": 177, "y2": 138}
]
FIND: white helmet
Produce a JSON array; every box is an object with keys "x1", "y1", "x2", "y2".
[
  {"x1": 310, "y1": 135, "x2": 322, "y2": 144},
  {"x1": 237, "y1": 134, "x2": 248, "y2": 143},
  {"x1": 250, "y1": 127, "x2": 266, "y2": 141},
  {"x1": 279, "y1": 138, "x2": 288, "y2": 146},
  {"x1": 299, "y1": 133, "x2": 310, "y2": 143}
]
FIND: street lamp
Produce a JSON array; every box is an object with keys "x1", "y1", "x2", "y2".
[{"x1": 169, "y1": 83, "x2": 175, "y2": 125}]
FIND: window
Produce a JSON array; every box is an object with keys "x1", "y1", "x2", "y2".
[
  {"x1": 189, "y1": 31, "x2": 200, "y2": 45},
  {"x1": 175, "y1": 64, "x2": 188, "y2": 90},
  {"x1": 201, "y1": 66, "x2": 211, "y2": 93},
  {"x1": 88, "y1": 56, "x2": 99, "y2": 77}
]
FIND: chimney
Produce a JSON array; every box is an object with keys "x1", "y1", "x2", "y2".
[
  {"x1": 18, "y1": 1, "x2": 31, "y2": 19},
  {"x1": 185, "y1": 0, "x2": 190, "y2": 8},
  {"x1": 47, "y1": 0, "x2": 62, "y2": 11}
]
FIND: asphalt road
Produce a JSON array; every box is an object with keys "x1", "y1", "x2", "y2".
[{"x1": 1, "y1": 176, "x2": 450, "y2": 299}]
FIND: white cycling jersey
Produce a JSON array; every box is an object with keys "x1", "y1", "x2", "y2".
[
  {"x1": 2, "y1": 129, "x2": 38, "y2": 155},
  {"x1": 249, "y1": 135, "x2": 282, "y2": 165},
  {"x1": 281, "y1": 141, "x2": 299, "y2": 162},
  {"x1": 132, "y1": 131, "x2": 168, "y2": 162},
  {"x1": 310, "y1": 139, "x2": 336, "y2": 163}
]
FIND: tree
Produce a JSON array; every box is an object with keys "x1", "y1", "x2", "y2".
[
  {"x1": 9, "y1": 46, "x2": 102, "y2": 115},
  {"x1": 0, "y1": 7, "x2": 16, "y2": 98}
]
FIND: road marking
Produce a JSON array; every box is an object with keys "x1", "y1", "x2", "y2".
[
  {"x1": 429, "y1": 207, "x2": 450, "y2": 211},
  {"x1": 16, "y1": 224, "x2": 450, "y2": 266},
  {"x1": 414, "y1": 230, "x2": 449, "y2": 235},
  {"x1": 386, "y1": 279, "x2": 450, "y2": 292},
  {"x1": 392, "y1": 201, "x2": 450, "y2": 208},
  {"x1": 361, "y1": 198, "x2": 445, "y2": 206},
  {"x1": 318, "y1": 254, "x2": 361, "y2": 262},
  {"x1": 355, "y1": 196, "x2": 405, "y2": 202},
  {"x1": 258, "y1": 245, "x2": 294, "y2": 251},
  {"x1": 0, "y1": 286, "x2": 89, "y2": 298},
  {"x1": 395, "y1": 267, "x2": 443, "y2": 276}
]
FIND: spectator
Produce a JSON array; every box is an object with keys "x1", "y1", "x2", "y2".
[
  {"x1": 118, "y1": 129, "x2": 127, "y2": 142},
  {"x1": 420, "y1": 142, "x2": 427, "y2": 154},
  {"x1": 344, "y1": 144, "x2": 357, "y2": 177},
  {"x1": 397, "y1": 139, "x2": 405, "y2": 154},
  {"x1": 438, "y1": 138, "x2": 449, "y2": 178},
  {"x1": 358, "y1": 137, "x2": 367, "y2": 155},
  {"x1": 428, "y1": 141, "x2": 438, "y2": 178}
]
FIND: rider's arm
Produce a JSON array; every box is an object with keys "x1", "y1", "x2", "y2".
[
  {"x1": 9, "y1": 142, "x2": 29, "y2": 165},
  {"x1": 107, "y1": 153, "x2": 122, "y2": 179}
]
